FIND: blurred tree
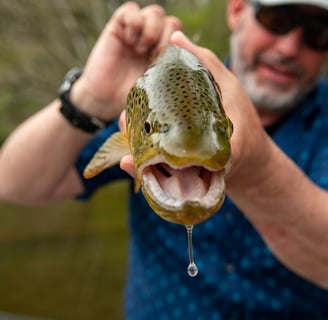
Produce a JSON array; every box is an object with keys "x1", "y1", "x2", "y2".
[{"x1": 0, "y1": 0, "x2": 110, "y2": 139}]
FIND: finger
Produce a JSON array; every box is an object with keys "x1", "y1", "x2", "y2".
[
  {"x1": 134, "y1": 4, "x2": 166, "y2": 54},
  {"x1": 120, "y1": 155, "x2": 135, "y2": 178},
  {"x1": 170, "y1": 31, "x2": 215, "y2": 66},
  {"x1": 156, "y1": 16, "x2": 182, "y2": 53},
  {"x1": 111, "y1": 2, "x2": 144, "y2": 46}
]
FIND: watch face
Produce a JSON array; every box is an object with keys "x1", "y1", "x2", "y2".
[
  {"x1": 58, "y1": 67, "x2": 83, "y2": 96},
  {"x1": 59, "y1": 79, "x2": 71, "y2": 95}
]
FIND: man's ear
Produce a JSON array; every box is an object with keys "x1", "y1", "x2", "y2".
[{"x1": 227, "y1": 0, "x2": 247, "y2": 31}]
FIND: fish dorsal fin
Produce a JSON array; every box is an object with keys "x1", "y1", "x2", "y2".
[{"x1": 83, "y1": 131, "x2": 130, "y2": 179}]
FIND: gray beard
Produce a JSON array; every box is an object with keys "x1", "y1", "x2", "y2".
[{"x1": 230, "y1": 32, "x2": 316, "y2": 112}]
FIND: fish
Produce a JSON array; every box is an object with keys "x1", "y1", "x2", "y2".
[{"x1": 83, "y1": 45, "x2": 233, "y2": 226}]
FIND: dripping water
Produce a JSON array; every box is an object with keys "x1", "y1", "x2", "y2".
[{"x1": 185, "y1": 225, "x2": 198, "y2": 277}]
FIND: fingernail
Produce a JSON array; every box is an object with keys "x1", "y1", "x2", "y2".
[{"x1": 171, "y1": 31, "x2": 192, "y2": 44}]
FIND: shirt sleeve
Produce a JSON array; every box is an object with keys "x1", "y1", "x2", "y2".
[{"x1": 75, "y1": 118, "x2": 130, "y2": 200}]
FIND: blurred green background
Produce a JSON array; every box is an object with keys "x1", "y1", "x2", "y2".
[{"x1": 0, "y1": 1, "x2": 229, "y2": 319}]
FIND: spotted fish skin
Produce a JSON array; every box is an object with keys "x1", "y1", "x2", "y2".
[
  {"x1": 84, "y1": 45, "x2": 233, "y2": 226},
  {"x1": 127, "y1": 46, "x2": 232, "y2": 172}
]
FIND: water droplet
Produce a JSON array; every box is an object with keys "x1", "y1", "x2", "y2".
[
  {"x1": 187, "y1": 262, "x2": 198, "y2": 277},
  {"x1": 185, "y1": 225, "x2": 198, "y2": 277}
]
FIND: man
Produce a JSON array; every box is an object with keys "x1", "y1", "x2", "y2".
[{"x1": 1, "y1": 0, "x2": 328, "y2": 318}]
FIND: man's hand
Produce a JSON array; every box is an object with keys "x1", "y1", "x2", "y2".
[{"x1": 71, "y1": 2, "x2": 181, "y2": 122}]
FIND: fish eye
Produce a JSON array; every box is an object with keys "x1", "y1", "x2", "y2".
[{"x1": 144, "y1": 121, "x2": 153, "y2": 134}]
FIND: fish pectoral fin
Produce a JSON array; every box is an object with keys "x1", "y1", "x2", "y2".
[{"x1": 83, "y1": 131, "x2": 130, "y2": 179}]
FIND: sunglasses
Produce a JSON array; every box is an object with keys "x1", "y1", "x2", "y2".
[{"x1": 253, "y1": 3, "x2": 328, "y2": 51}]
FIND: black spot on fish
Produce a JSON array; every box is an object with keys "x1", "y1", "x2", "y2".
[{"x1": 162, "y1": 123, "x2": 169, "y2": 133}]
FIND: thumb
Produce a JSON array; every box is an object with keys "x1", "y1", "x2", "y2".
[
  {"x1": 169, "y1": 31, "x2": 228, "y2": 79},
  {"x1": 170, "y1": 31, "x2": 197, "y2": 54}
]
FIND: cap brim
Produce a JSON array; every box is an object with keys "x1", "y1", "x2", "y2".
[{"x1": 255, "y1": 0, "x2": 328, "y2": 11}]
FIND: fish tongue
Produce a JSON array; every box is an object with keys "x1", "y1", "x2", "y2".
[{"x1": 162, "y1": 166, "x2": 207, "y2": 202}]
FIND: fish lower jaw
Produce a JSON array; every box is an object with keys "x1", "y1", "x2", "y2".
[{"x1": 141, "y1": 164, "x2": 226, "y2": 225}]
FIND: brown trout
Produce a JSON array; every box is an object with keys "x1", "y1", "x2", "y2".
[{"x1": 83, "y1": 45, "x2": 233, "y2": 226}]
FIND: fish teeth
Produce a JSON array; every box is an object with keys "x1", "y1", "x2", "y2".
[{"x1": 142, "y1": 166, "x2": 225, "y2": 211}]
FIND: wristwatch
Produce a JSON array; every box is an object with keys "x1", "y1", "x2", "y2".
[{"x1": 58, "y1": 67, "x2": 108, "y2": 133}]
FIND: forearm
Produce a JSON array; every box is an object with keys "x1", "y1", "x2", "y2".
[
  {"x1": 227, "y1": 135, "x2": 328, "y2": 290},
  {"x1": 0, "y1": 100, "x2": 90, "y2": 205}
]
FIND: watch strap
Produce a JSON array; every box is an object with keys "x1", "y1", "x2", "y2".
[{"x1": 59, "y1": 68, "x2": 107, "y2": 133}]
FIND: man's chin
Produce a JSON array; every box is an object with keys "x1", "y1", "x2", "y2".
[{"x1": 241, "y1": 74, "x2": 310, "y2": 112}]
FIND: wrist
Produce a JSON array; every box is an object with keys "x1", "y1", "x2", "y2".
[
  {"x1": 70, "y1": 74, "x2": 118, "y2": 123},
  {"x1": 58, "y1": 68, "x2": 112, "y2": 134}
]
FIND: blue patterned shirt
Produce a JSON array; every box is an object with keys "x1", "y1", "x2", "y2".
[{"x1": 76, "y1": 78, "x2": 328, "y2": 319}]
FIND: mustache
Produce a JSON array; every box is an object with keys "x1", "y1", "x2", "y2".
[{"x1": 254, "y1": 54, "x2": 305, "y2": 78}]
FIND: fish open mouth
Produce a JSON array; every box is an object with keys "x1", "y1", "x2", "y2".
[{"x1": 139, "y1": 157, "x2": 227, "y2": 224}]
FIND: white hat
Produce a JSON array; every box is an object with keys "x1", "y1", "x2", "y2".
[{"x1": 253, "y1": 0, "x2": 328, "y2": 11}]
